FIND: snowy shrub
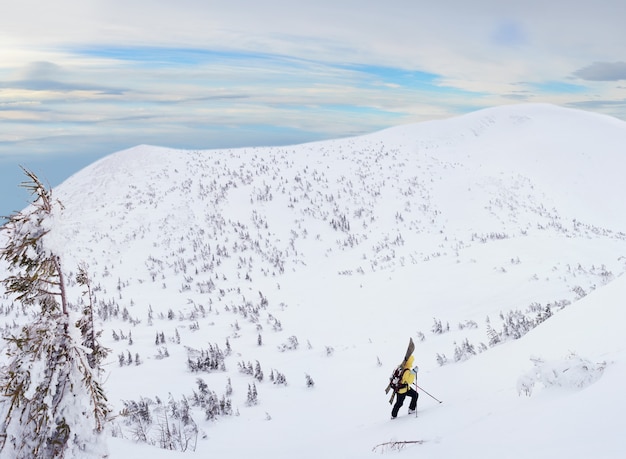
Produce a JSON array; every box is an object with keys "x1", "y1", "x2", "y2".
[
  {"x1": 458, "y1": 320, "x2": 478, "y2": 330},
  {"x1": 191, "y1": 378, "x2": 233, "y2": 420},
  {"x1": 159, "y1": 395, "x2": 198, "y2": 452},
  {"x1": 238, "y1": 360, "x2": 254, "y2": 376},
  {"x1": 225, "y1": 337, "x2": 232, "y2": 355},
  {"x1": 517, "y1": 353, "x2": 607, "y2": 396},
  {"x1": 453, "y1": 339, "x2": 477, "y2": 362},
  {"x1": 225, "y1": 378, "x2": 233, "y2": 396},
  {"x1": 500, "y1": 309, "x2": 535, "y2": 340},
  {"x1": 267, "y1": 314, "x2": 282, "y2": 331},
  {"x1": 596, "y1": 264, "x2": 614, "y2": 284},
  {"x1": 488, "y1": 300, "x2": 571, "y2": 349},
  {"x1": 305, "y1": 373, "x2": 315, "y2": 388},
  {"x1": 572, "y1": 285, "x2": 587, "y2": 299},
  {"x1": 254, "y1": 361, "x2": 264, "y2": 382},
  {"x1": 471, "y1": 232, "x2": 508, "y2": 243},
  {"x1": 270, "y1": 370, "x2": 288, "y2": 386},
  {"x1": 486, "y1": 321, "x2": 501, "y2": 346},
  {"x1": 156, "y1": 346, "x2": 170, "y2": 359},
  {"x1": 120, "y1": 395, "x2": 198, "y2": 452},
  {"x1": 120, "y1": 398, "x2": 153, "y2": 442},
  {"x1": 187, "y1": 344, "x2": 226, "y2": 372},
  {"x1": 330, "y1": 213, "x2": 350, "y2": 232},
  {"x1": 431, "y1": 318, "x2": 443, "y2": 334},
  {"x1": 373, "y1": 440, "x2": 425, "y2": 453},
  {"x1": 155, "y1": 331, "x2": 166, "y2": 345},
  {"x1": 277, "y1": 335, "x2": 299, "y2": 352},
  {"x1": 246, "y1": 383, "x2": 259, "y2": 406}
]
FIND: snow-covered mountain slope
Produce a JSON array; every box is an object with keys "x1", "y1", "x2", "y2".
[{"x1": 1, "y1": 103, "x2": 626, "y2": 458}]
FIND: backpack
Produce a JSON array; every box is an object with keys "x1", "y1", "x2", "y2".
[{"x1": 389, "y1": 365, "x2": 408, "y2": 392}]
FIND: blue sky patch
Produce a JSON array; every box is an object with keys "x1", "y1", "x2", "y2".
[
  {"x1": 529, "y1": 81, "x2": 587, "y2": 94},
  {"x1": 345, "y1": 64, "x2": 439, "y2": 86},
  {"x1": 70, "y1": 46, "x2": 280, "y2": 67}
]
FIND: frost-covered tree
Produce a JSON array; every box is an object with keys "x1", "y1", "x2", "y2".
[
  {"x1": 485, "y1": 317, "x2": 501, "y2": 347},
  {"x1": 75, "y1": 263, "x2": 109, "y2": 372},
  {"x1": 0, "y1": 168, "x2": 110, "y2": 458},
  {"x1": 254, "y1": 360, "x2": 264, "y2": 382},
  {"x1": 246, "y1": 383, "x2": 258, "y2": 406},
  {"x1": 453, "y1": 338, "x2": 477, "y2": 362}
]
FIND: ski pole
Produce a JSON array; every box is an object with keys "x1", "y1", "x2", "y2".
[
  {"x1": 415, "y1": 384, "x2": 443, "y2": 404},
  {"x1": 414, "y1": 381, "x2": 418, "y2": 417}
]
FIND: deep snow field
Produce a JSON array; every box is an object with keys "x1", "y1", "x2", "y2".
[{"x1": 1, "y1": 103, "x2": 626, "y2": 458}]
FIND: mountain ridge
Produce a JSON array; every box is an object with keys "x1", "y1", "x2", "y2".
[{"x1": 46, "y1": 103, "x2": 626, "y2": 286}]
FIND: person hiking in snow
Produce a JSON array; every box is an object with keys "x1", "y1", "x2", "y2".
[{"x1": 389, "y1": 355, "x2": 419, "y2": 419}]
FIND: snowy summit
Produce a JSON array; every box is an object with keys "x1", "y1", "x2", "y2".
[{"x1": 1, "y1": 103, "x2": 626, "y2": 458}]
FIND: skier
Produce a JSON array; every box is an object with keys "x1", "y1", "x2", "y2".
[{"x1": 390, "y1": 355, "x2": 419, "y2": 419}]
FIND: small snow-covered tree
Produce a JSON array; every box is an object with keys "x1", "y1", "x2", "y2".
[
  {"x1": 246, "y1": 383, "x2": 259, "y2": 406},
  {"x1": 453, "y1": 338, "x2": 477, "y2": 362},
  {"x1": 486, "y1": 321, "x2": 501, "y2": 347},
  {"x1": 0, "y1": 168, "x2": 110, "y2": 458},
  {"x1": 254, "y1": 360, "x2": 264, "y2": 382},
  {"x1": 431, "y1": 318, "x2": 443, "y2": 334},
  {"x1": 75, "y1": 263, "x2": 109, "y2": 372}
]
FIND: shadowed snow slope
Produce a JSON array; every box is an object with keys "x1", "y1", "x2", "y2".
[{"x1": 1, "y1": 103, "x2": 626, "y2": 458}]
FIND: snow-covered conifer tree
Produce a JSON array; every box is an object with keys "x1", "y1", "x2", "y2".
[{"x1": 0, "y1": 168, "x2": 110, "y2": 458}]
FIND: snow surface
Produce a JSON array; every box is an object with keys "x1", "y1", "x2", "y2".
[{"x1": 1, "y1": 103, "x2": 626, "y2": 458}]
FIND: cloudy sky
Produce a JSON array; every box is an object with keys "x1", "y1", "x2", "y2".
[{"x1": 2, "y1": 0, "x2": 626, "y2": 217}]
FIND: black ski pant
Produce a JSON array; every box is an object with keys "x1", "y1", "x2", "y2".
[{"x1": 391, "y1": 387, "x2": 418, "y2": 418}]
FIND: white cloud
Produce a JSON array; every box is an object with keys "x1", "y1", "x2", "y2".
[{"x1": 2, "y1": 0, "x2": 626, "y2": 161}]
